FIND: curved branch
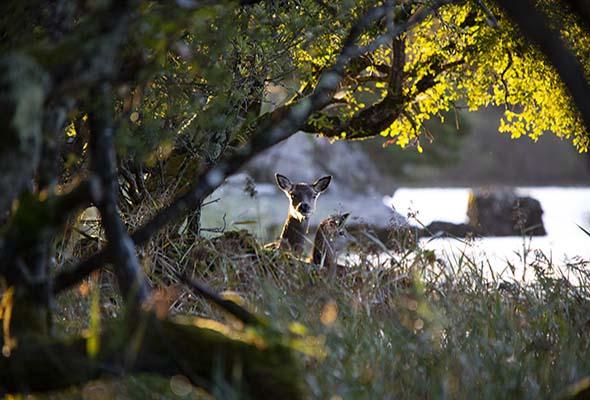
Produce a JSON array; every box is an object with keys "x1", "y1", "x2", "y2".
[
  {"x1": 301, "y1": 1, "x2": 458, "y2": 139},
  {"x1": 178, "y1": 272, "x2": 264, "y2": 327}
]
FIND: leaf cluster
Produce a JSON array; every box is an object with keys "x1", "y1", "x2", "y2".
[{"x1": 298, "y1": 1, "x2": 590, "y2": 152}]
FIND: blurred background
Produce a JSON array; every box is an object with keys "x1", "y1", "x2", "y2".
[{"x1": 202, "y1": 107, "x2": 590, "y2": 273}]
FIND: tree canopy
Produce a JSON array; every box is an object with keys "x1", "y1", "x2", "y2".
[{"x1": 294, "y1": 1, "x2": 590, "y2": 152}]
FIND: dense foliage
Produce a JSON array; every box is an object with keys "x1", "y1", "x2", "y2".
[
  {"x1": 10, "y1": 1, "x2": 585, "y2": 194},
  {"x1": 297, "y1": 1, "x2": 590, "y2": 152},
  {"x1": 3, "y1": 1, "x2": 588, "y2": 209}
]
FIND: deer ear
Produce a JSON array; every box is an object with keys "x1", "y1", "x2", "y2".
[
  {"x1": 339, "y1": 212, "x2": 350, "y2": 226},
  {"x1": 312, "y1": 175, "x2": 332, "y2": 193},
  {"x1": 275, "y1": 173, "x2": 292, "y2": 192}
]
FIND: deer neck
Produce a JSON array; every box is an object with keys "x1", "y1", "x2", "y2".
[{"x1": 279, "y1": 213, "x2": 310, "y2": 254}]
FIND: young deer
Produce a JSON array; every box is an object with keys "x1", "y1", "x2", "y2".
[
  {"x1": 310, "y1": 213, "x2": 354, "y2": 277},
  {"x1": 274, "y1": 173, "x2": 332, "y2": 254}
]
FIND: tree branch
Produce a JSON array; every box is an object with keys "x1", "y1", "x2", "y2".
[
  {"x1": 0, "y1": 312, "x2": 303, "y2": 399},
  {"x1": 87, "y1": 83, "x2": 149, "y2": 305},
  {"x1": 52, "y1": 2, "x2": 411, "y2": 294},
  {"x1": 492, "y1": 0, "x2": 590, "y2": 129},
  {"x1": 178, "y1": 272, "x2": 264, "y2": 327},
  {"x1": 301, "y1": 0, "x2": 456, "y2": 139}
]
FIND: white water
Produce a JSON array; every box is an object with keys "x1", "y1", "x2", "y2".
[{"x1": 388, "y1": 187, "x2": 590, "y2": 282}]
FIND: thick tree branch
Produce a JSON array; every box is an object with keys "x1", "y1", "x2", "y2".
[
  {"x1": 300, "y1": 35, "x2": 407, "y2": 139},
  {"x1": 0, "y1": 54, "x2": 47, "y2": 219},
  {"x1": 301, "y1": 0, "x2": 456, "y2": 139},
  {"x1": 492, "y1": 0, "x2": 590, "y2": 129},
  {"x1": 410, "y1": 58, "x2": 465, "y2": 96},
  {"x1": 0, "y1": 312, "x2": 303, "y2": 399},
  {"x1": 88, "y1": 83, "x2": 149, "y2": 305},
  {"x1": 388, "y1": 35, "x2": 406, "y2": 102}
]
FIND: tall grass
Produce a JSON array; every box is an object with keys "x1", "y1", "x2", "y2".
[{"x1": 52, "y1": 224, "x2": 590, "y2": 399}]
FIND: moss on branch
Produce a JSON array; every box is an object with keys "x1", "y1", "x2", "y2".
[{"x1": 0, "y1": 312, "x2": 304, "y2": 399}]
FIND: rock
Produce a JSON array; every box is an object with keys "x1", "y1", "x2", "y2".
[
  {"x1": 467, "y1": 188, "x2": 546, "y2": 236},
  {"x1": 421, "y1": 221, "x2": 479, "y2": 237},
  {"x1": 513, "y1": 196, "x2": 546, "y2": 235},
  {"x1": 243, "y1": 131, "x2": 389, "y2": 196}
]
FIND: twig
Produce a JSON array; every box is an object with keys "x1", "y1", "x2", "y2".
[
  {"x1": 200, "y1": 213, "x2": 227, "y2": 234},
  {"x1": 202, "y1": 197, "x2": 220, "y2": 207},
  {"x1": 177, "y1": 272, "x2": 264, "y2": 327}
]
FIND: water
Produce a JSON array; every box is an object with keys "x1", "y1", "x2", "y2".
[
  {"x1": 204, "y1": 179, "x2": 590, "y2": 282},
  {"x1": 388, "y1": 187, "x2": 590, "y2": 282}
]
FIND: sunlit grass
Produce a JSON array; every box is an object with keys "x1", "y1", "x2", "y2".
[{"x1": 51, "y1": 226, "x2": 590, "y2": 399}]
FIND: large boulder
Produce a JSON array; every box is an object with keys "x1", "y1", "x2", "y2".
[
  {"x1": 467, "y1": 188, "x2": 546, "y2": 236},
  {"x1": 243, "y1": 131, "x2": 389, "y2": 197}
]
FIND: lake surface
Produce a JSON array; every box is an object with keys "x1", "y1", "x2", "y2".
[
  {"x1": 203, "y1": 178, "x2": 590, "y2": 283},
  {"x1": 388, "y1": 187, "x2": 590, "y2": 282}
]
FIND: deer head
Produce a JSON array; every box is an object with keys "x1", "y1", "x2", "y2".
[
  {"x1": 275, "y1": 173, "x2": 332, "y2": 222},
  {"x1": 316, "y1": 213, "x2": 353, "y2": 252},
  {"x1": 311, "y1": 212, "x2": 355, "y2": 270}
]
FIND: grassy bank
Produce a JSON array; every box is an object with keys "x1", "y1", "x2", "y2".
[{"x1": 51, "y1": 230, "x2": 590, "y2": 399}]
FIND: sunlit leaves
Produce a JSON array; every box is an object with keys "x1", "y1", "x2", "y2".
[
  {"x1": 65, "y1": 121, "x2": 77, "y2": 138},
  {"x1": 301, "y1": 1, "x2": 589, "y2": 152}
]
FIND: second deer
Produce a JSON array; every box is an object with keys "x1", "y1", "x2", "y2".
[
  {"x1": 310, "y1": 213, "x2": 354, "y2": 277},
  {"x1": 273, "y1": 173, "x2": 332, "y2": 255}
]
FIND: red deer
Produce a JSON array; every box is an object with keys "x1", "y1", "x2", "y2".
[{"x1": 273, "y1": 173, "x2": 331, "y2": 255}]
